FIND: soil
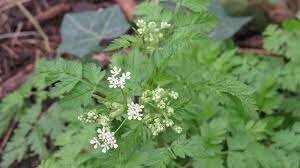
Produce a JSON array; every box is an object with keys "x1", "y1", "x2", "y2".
[{"x1": 0, "y1": 0, "x2": 129, "y2": 99}]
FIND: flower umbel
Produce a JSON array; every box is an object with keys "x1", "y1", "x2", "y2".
[
  {"x1": 90, "y1": 137, "x2": 101, "y2": 149},
  {"x1": 107, "y1": 66, "x2": 131, "y2": 89},
  {"x1": 136, "y1": 19, "x2": 171, "y2": 52},
  {"x1": 78, "y1": 109, "x2": 110, "y2": 127},
  {"x1": 90, "y1": 128, "x2": 118, "y2": 153},
  {"x1": 127, "y1": 102, "x2": 144, "y2": 120},
  {"x1": 140, "y1": 87, "x2": 182, "y2": 136}
]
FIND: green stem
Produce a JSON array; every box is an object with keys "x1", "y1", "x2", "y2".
[
  {"x1": 121, "y1": 89, "x2": 127, "y2": 105},
  {"x1": 165, "y1": 143, "x2": 176, "y2": 159},
  {"x1": 92, "y1": 94, "x2": 106, "y2": 103},
  {"x1": 115, "y1": 118, "x2": 127, "y2": 133}
]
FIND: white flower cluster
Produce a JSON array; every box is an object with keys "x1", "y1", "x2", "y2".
[
  {"x1": 90, "y1": 128, "x2": 118, "y2": 153},
  {"x1": 127, "y1": 102, "x2": 144, "y2": 120},
  {"x1": 141, "y1": 87, "x2": 182, "y2": 136},
  {"x1": 136, "y1": 20, "x2": 171, "y2": 51},
  {"x1": 107, "y1": 66, "x2": 131, "y2": 89},
  {"x1": 78, "y1": 110, "x2": 109, "y2": 126}
]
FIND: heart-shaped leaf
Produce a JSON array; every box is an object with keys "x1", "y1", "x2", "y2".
[{"x1": 58, "y1": 5, "x2": 130, "y2": 57}]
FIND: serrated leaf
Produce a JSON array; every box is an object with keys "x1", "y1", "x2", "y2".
[
  {"x1": 28, "y1": 128, "x2": 48, "y2": 159},
  {"x1": 246, "y1": 143, "x2": 281, "y2": 168},
  {"x1": 182, "y1": 0, "x2": 210, "y2": 13},
  {"x1": 227, "y1": 134, "x2": 255, "y2": 151},
  {"x1": 193, "y1": 157, "x2": 225, "y2": 168},
  {"x1": 50, "y1": 77, "x2": 80, "y2": 97},
  {"x1": 201, "y1": 118, "x2": 227, "y2": 145},
  {"x1": 227, "y1": 152, "x2": 248, "y2": 168},
  {"x1": 58, "y1": 5, "x2": 130, "y2": 57},
  {"x1": 59, "y1": 82, "x2": 94, "y2": 108},
  {"x1": 83, "y1": 63, "x2": 105, "y2": 85},
  {"x1": 105, "y1": 35, "x2": 142, "y2": 51}
]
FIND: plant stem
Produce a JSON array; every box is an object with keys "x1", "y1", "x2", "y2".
[
  {"x1": 115, "y1": 118, "x2": 127, "y2": 133},
  {"x1": 92, "y1": 94, "x2": 106, "y2": 103},
  {"x1": 121, "y1": 89, "x2": 127, "y2": 105},
  {"x1": 164, "y1": 143, "x2": 177, "y2": 159}
]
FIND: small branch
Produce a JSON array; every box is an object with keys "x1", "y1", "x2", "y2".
[
  {"x1": 14, "y1": 1, "x2": 51, "y2": 52},
  {"x1": 26, "y1": 3, "x2": 72, "y2": 28},
  {"x1": 164, "y1": 143, "x2": 177, "y2": 159},
  {"x1": 182, "y1": 160, "x2": 193, "y2": 168},
  {"x1": 115, "y1": 118, "x2": 127, "y2": 133},
  {"x1": 0, "y1": 120, "x2": 17, "y2": 154},
  {"x1": 238, "y1": 48, "x2": 284, "y2": 58},
  {"x1": 0, "y1": 31, "x2": 38, "y2": 40}
]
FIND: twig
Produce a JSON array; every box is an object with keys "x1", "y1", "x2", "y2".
[
  {"x1": 0, "y1": 31, "x2": 38, "y2": 40},
  {"x1": 0, "y1": 120, "x2": 17, "y2": 154},
  {"x1": 1, "y1": 44, "x2": 18, "y2": 59},
  {"x1": 11, "y1": 22, "x2": 23, "y2": 45},
  {"x1": 238, "y1": 48, "x2": 283, "y2": 58},
  {"x1": 14, "y1": 1, "x2": 51, "y2": 52},
  {"x1": 26, "y1": 3, "x2": 72, "y2": 28},
  {"x1": 0, "y1": 63, "x2": 34, "y2": 98},
  {"x1": 0, "y1": 0, "x2": 31, "y2": 13}
]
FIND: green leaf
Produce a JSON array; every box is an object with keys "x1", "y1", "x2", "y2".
[
  {"x1": 227, "y1": 152, "x2": 248, "y2": 168},
  {"x1": 246, "y1": 143, "x2": 281, "y2": 168},
  {"x1": 201, "y1": 118, "x2": 227, "y2": 145},
  {"x1": 227, "y1": 134, "x2": 255, "y2": 151},
  {"x1": 58, "y1": 5, "x2": 130, "y2": 57},
  {"x1": 105, "y1": 35, "x2": 142, "y2": 51},
  {"x1": 83, "y1": 63, "x2": 105, "y2": 85},
  {"x1": 50, "y1": 77, "x2": 80, "y2": 97},
  {"x1": 182, "y1": 0, "x2": 210, "y2": 13},
  {"x1": 60, "y1": 83, "x2": 94, "y2": 108},
  {"x1": 28, "y1": 128, "x2": 48, "y2": 159},
  {"x1": 193, "y1": 157, "x2": 224, "y2": 168}
]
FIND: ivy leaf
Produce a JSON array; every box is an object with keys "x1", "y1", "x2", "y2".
[
  {"x1": 210, "y1": 16, "x2": 252, "y2": 40},
  {"x1": 58, "y1": 5, "x2": 130, "y2": 57},
  {"x1": 209, "y1": 0, "x2": 252, "y2": 40}
]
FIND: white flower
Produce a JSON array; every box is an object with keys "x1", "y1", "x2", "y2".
[
  {"x1": 161, "y1": 21, "x2": 171, "y2": 29},
  {"x1": 166, "y1": 106, "x2": 174, "y2": 115},
  {"x1": 107, "y1": 76, "x2": 119, "y2": 88},
  {"x1": 152, "y1": 87, "x2": 165, "y2": 102},
  {"x1": 157, "y1": 100, "x2": 166, "y2": 109},
  {"x1": 107, "y1": 66, "x2": 131, "y2": 89},
  {"x1": 137, "y1": 19, "x2": 146, "y2": 28},
  {"x1": 173, "y1": 126, "x2": 182, "y2": 134},
  {"x1": 90, "y1": 137, "x2": 101, "y2": 149},
  {"x1": 148, "y1": 22, "x2": 156, "y2": 29},
  {"x1": 169, "y1": 90, "x2": 179, "y2": 100},
  {"x1": 110, "y1": 66, "x2": 121, "y2": 77},
  {"x1": 96, "y1": 128, "x2": 118, "y2": 153},
  {"x1": 127, "y1": 102, "x2": 144, "y2": 120}
]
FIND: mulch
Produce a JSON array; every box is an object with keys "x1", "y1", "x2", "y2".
[{"x1": 0, "y1": 0, "x2": 135, "y2": 99}]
